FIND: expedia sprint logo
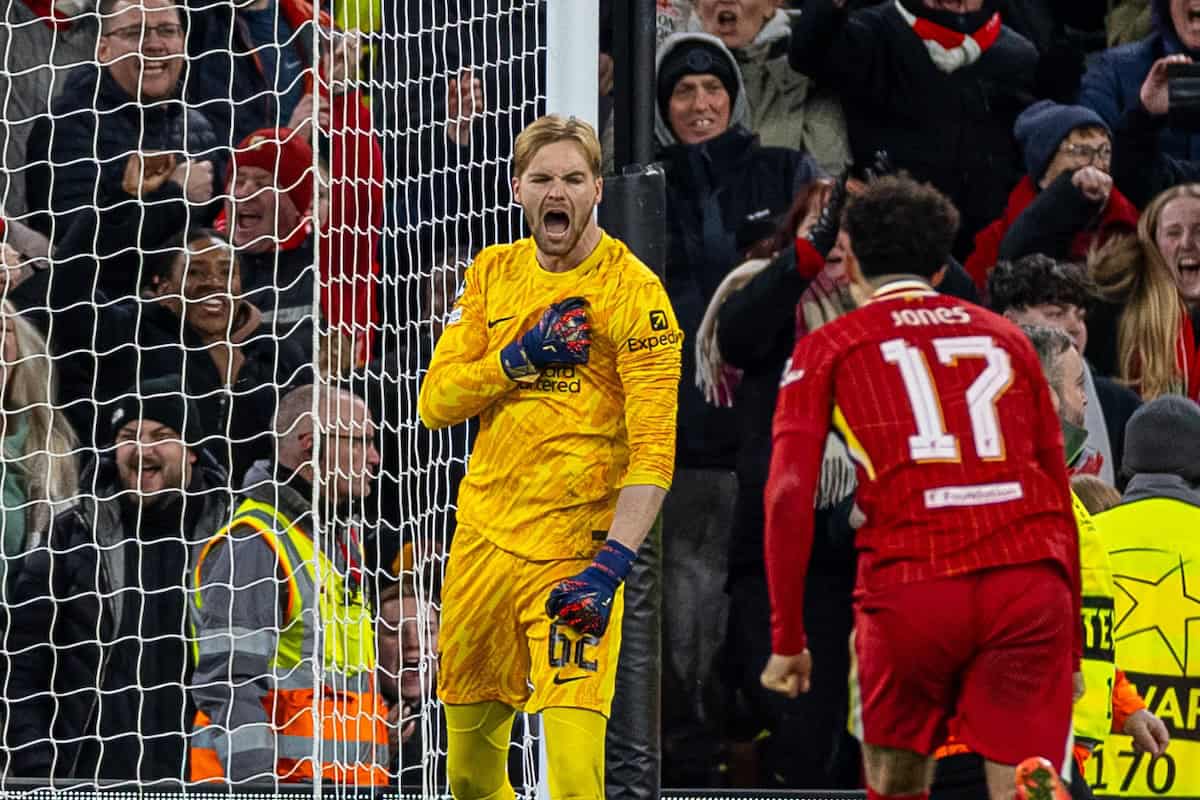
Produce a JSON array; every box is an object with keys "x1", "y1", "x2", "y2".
[
  {"x1": 628, "y1": 311, "x2": 681, "y2": 352},
  {"x1": 628, "y1": 330, "x2": 682, "y2": 352}
]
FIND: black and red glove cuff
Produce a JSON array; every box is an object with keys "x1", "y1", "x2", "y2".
[{"x1": 794, "y1": 236, "x2": 826, "y2": 280}]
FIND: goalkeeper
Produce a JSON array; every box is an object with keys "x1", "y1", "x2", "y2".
[{"x1": 418, "y1": 114, "x2": 682, "y2": 800}]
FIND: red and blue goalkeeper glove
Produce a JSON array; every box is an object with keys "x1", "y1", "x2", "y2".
[
  {"x1": 501, "y1": 297, "x2": 592, "y2": 381},
  {"x1": 545, "y1": 540, "x2": 636, "y2": 637}
]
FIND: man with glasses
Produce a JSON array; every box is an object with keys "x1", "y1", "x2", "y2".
[
  {"x1": 22, "y1": 0, "x2": 222, "y2": 301},
  {"x1": 964, "y1": 100, "x2": 1139, "y2": 292},
  {"x1": 189, "y1": 383, "x2": 391, "y2": 784}
]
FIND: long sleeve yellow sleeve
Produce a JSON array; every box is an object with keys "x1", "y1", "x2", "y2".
[
  {"x1": 417, "y1": 253, "x2": 515, "y2": 430},
  {"x1": 422, "y1": 233, "x2": 682, "y2": 561}
]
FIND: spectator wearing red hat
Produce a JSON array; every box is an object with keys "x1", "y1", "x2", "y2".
[{"x1": 223, "y1": 118, "x2": 381, "y2": 364}]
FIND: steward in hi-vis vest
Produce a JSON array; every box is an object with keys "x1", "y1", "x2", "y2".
[
  {"x1": 189, "y1": 386, "x2": 388, "y2": 784},
  {"x1": 1075, "y1": 492, "x2": 1118, "y2": 747},
  {"x1": 1086, "y1": 397, "x2": 1198, "y2": 799}
]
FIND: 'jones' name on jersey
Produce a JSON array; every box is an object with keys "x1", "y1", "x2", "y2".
[{"x1": 891, "y1": 306, "x2": 971, "y2": 327}]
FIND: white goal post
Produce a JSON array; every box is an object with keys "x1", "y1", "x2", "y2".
[{"x1": 0, "y1": 0, "x2": 601, "y2": 794}]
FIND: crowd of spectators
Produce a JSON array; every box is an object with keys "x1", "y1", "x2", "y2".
[{"x1": 0, "y1": 0, "x2": 1198, "y2": 792}]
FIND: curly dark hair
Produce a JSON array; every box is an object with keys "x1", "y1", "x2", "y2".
[
  {"x1": 987, "y1": 254, "x2": 1096, "y2": 314},
  {"x1": 842, "y1": 175, "x2": 959, "y2": 279}
]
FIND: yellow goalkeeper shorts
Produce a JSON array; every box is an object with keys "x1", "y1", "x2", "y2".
[{"x1": 438, "y1": 525, "x2": 624, "y2": 717}]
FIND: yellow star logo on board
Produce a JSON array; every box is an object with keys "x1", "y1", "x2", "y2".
[{"x1": 1113, "y1": 554, "x2": 1200, "y2": 675}]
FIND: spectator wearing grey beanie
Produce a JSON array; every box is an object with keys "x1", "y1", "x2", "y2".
[
  {"x1": 1091, "y1": 393, "x2": 1198, "y2": 769},
  {"x1": 1122, "y1": 395, "x2": 1200, "y2": 500},
  {"x1": 653, "y1": 30, "x2": 821, "y2": 788}
]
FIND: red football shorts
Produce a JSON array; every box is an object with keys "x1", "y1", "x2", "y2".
[{"x1": 849, "y1": 560, "x2": 1074, "y2": 770}]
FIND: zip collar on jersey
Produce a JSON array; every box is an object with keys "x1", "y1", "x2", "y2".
[{"x1": 866, "y1": 277, "x2": 937, "y2": 304}]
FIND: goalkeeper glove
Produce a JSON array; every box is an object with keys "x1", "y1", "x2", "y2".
[
  {"x1": 501, "y1": 297, "x2": 592, "y2": 382},
  {"x1": 863, "y1": 149, "x2": 893, "y2": 184},
  {"x1": 804, "y1": 170, "x2": 849, "y2": 261},
  {"x1": 545, "y1": 540, "x2": 636, "y2": 637}
]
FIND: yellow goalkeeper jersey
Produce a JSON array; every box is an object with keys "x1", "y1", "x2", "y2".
[{"x1": 418, "y1": 231, "x2": 682, "y2": 561}]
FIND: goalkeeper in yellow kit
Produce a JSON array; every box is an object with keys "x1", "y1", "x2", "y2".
[{"x1": 418, "y1": 114, "x2": 682, "y2": 800}]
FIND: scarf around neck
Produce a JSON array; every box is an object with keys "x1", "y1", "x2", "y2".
[{"x1": 895, "y1": 0, "x2": 1002, "y2": 73}]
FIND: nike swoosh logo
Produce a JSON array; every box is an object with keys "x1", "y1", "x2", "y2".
[
  {"x1": 780, "y1": 367, "x2": 805, "y2": 387},
  {"x1": 487, "y1": 316, "x2": 516, "y2": 328},
  {"x1": 552, "y1": 673, "x2": 589, "y2": 685}
]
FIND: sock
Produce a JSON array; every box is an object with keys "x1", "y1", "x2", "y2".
[
  {"x1": 543, "y1": 706, "x2": 607, "y2": 800},
  {"x1": 444, "y1": 701, "x2": 517, "y2": 800}
]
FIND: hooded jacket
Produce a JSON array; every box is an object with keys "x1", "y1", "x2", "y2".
[
  {"x1": 687, "y1": 9, "x2": 850, "y2": 172},
  {"x1": 4, "y1": 452, "x2": 231, "y2": 780},
  {"x1": 1123, "y1": 471, "x2": 1200, "y2": 506},
  {"x1": 656, "y1": 32, "x2": 819, "y2": 469},
  {"x1": 1079, "y1": 0, "x2": 1200, "y2": 163}
]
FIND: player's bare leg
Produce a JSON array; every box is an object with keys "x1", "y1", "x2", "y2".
[
  {"x1": 862, "y1": 743, "x2": 936, "y2": 798},
  {"x1": 984, "y1": 760, "x2": 1017, "y2": 800}
]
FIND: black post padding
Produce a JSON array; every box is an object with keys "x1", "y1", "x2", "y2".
[
  {"x1": 610, "y1": 0, "x2": 657, "y2": 171},
  {"x1": 599, "y1": 164, "x2": 666, "y2": 800},
  {"x1": 605, "y1": 514, "x2": 663, "y2": 800},
  {"x1": 598, "y1": 164, "x2": 667, "y2": 275}
]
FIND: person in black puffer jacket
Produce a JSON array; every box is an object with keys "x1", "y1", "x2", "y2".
[
  {"x1": 4, "y1": 381, "x2": 231, "y2": 783},
  {"x1": 654, "y1": 31, "x2": 820, "y2": 787},
  {"x1": 23, "y1": 0, "x2": 222, "y2": 301},
  {"x1": 790, "y1": 0, "x2": 1037, "y2": 258},
  {"x1": 48, "y1": 225, "x2": 312, "y2": 485}
]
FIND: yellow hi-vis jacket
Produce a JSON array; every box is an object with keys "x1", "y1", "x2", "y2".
[
  {"x1": 190, "y1": 497, "x2": 388, "y2": 785},
  {"x1": 1074, "y1": 492, "x2": 1117, "y2": 745},
  {"x1": 1085, "y1": 493, "x2": 1200, "y2": 798}
]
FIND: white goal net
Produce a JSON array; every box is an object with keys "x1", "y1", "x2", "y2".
[{"x1": 0, "y1": 0, "x2": 549, "y2": 792}]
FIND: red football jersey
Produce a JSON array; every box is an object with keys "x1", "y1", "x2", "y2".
[{"x1": 765, "y1": 280, "x2": 1080, "y2": 655}]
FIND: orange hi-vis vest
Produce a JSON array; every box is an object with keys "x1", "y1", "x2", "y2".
[{"x1": 189, "y1": 498, "x2": 389, "y2": 785}]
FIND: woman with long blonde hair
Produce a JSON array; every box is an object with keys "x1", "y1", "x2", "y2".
[
  {"x1": 0, "y1": 299, "x2": 79, "y2": 585},
  {"x1": 1087, "y1": 184, "x2": 1200, "y2": 400}
]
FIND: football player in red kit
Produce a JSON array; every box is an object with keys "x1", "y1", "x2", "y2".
[{"x1": 760, "y1": 176, "x2": 1081, "y2": 800}]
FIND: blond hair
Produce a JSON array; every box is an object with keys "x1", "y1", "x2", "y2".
[
  {"x1": 1070, "y1": 474, "x2": 1121, "y2": 515},
  {"x1": 513, "y1": 115, "x2": 602, "y2": 178},
  {"x1": 1088, "y1": 182, "x2": 1198, "y2": 400},
  {"x1": 1, "y1": 300, "x2": 79, "y2": 541}
]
